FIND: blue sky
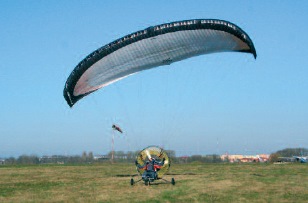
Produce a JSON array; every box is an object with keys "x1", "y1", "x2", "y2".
[{"x1": 1, "y1": 1, "x2": 308, "y2": 157}]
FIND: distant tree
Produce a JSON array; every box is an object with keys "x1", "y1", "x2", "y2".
[
  {"x1": 165, "y1": 150, "x2": 176, "y2": 158},
  {"x1": 189, "y1": 155, "x2": 203, "y2": 163},
  {"x1": 269, "y1": 148, "x2": 308, "y2": 163},
  {"x1": 126, "y1": 151, "x2": 133, "y2": 160},
  {"x1": 275, "y1": 148, "x2": 308, "y2": 157},
  {"x1": 67, "y1": 155, "x2": 82, "y2": 164},
  {"x1": 202, "y1": 155, "x2": 212, "y2": 163},
  {"x1": 17, "y1": 155, "x2": 39, "y2": 164},
  {"x1": 165, "y1": 150, "x2": 176, "y2": 163},
  {"x1": 269, "y1": 153, "x2": 280, "y2": 163},
  {"x1": 88, "y1": 152, "x2": 94, "y2": 161},
  {"x1": 116, "y1": 151, "x2": 125, "y2": 158},
  {"x1": 126, "y1": 151, "x2": 138, "y2": 161},
  {"x1": 212, "y1": 154, "x2": 222, "y2": 163},
  {"x1": 223, "y1": 156, "x2": 230, "y2": 163},
  {"x1": 82, "y1": 151, "x2": 87, "y2": 162},
  {"x1": 5, "y1": 157, "x2": 16, "y2": 165}
]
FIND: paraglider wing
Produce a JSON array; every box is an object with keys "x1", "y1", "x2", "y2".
[{"x1": 64, "y1": 19, "x2": 257, "y2": 107}]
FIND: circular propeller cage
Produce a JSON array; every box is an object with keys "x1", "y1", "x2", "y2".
[{"x1": 135, "y1": 146, "x2": 171, "y2": 178}]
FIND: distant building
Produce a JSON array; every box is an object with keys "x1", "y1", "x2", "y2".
[
  {"x1": 39, "y1": 155, "x2": 69, "y2": 164},
  {"x1": 221, "y1": 154, "x2": 269, "y2": 163},
  {"x1": 93, "y1": 155, "x2": 109, "y2": 160},
  {"x1": 258, "y1": 154, "x2": 270, "y2": 162},
  {"x1": 0, "y1": 159, "x2": 5, "y2": 165}
]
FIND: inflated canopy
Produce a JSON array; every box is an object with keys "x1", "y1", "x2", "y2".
[{"x1": 64, "y1": 19, "x2": 256, "y2": 107}]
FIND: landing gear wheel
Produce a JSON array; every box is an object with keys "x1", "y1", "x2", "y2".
[
  {"x1": 171, "y1": 178, "x2": 175, "y2": 185},
  {"x1": 130, "y1": 178, "x2": 134, "y2": 185}
]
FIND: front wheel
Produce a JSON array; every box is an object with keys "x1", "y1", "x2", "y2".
[{"x1": 130, "y1": 178, "x2": 134, "y2": 185}]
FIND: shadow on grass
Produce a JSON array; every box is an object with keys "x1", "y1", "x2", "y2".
[
  {"x1": 114, "y1": 174, "x2": 138, "y2": 177},
  {"x1": 114, "y1": 172, "x2": 198, "y2": 177}
]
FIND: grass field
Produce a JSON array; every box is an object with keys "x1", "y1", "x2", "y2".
[{"x1": 0, "y1": 163, "x2": 307, "y2": 202}]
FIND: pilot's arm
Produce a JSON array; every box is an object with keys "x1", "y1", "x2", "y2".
[
  {"x1": 136, "y1": 160, "x2": 147, "y2": 169},
  {"x1": 155, "y1": 158, "x2": 165, "y2": 167}
]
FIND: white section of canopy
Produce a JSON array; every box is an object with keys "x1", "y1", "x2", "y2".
[{"x1": 74, "y1": 29, "x2": 249, "y2": 96}]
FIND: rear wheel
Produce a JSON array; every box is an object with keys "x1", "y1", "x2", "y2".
[
  {"x1": 130, "y1": 178, "x2": 134, "y2": 185},
  {"x1": 171, "y1": 178, "x2": 175, "y2": 185}
]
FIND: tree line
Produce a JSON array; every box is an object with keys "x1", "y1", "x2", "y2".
[
  {"x1": 0, "y1": 150, "x2": 224, "y2": 165},
  {"x1": 269, "y1": 148, "x2": 308, "y2": 162},
  {"x1": 4, "y1": 148, "x2": 305, "y2": 165}
]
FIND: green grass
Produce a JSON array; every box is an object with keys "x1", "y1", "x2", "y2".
[{"x1": 0, "y1": 163, "x2": 307, "y2": 202}]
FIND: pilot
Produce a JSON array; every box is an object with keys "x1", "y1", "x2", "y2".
[{"x1": 136, "y1": 158, "x2": 165, "y2": 180}]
